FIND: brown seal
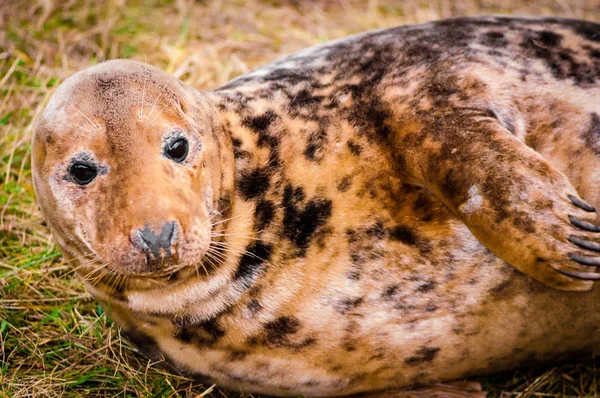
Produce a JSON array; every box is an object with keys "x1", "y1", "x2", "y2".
[{"x1": 32, "y1": 16, "x2": 600, "y2": 397}]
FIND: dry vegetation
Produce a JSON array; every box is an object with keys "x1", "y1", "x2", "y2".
[{"x1": 1, "y1": 0, "x2": 600, "y2": 396}]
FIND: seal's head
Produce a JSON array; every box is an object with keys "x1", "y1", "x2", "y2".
[{"x1": 32, "y1": 60, "x2": 226, "y2": 280}]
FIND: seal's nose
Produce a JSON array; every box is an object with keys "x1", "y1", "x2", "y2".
[{"x1": 132, "y1": 221, "x2": 177, "y2": 258}]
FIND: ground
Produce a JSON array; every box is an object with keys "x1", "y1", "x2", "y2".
[{"x1": 1, "y1": 1, "x2": 600, "y2": 397}]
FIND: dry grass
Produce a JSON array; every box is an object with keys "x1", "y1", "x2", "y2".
[{"x1": 1, "y1": 0, "x2": 599, "y2": 397}]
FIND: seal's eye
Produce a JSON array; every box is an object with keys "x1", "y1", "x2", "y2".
[
  {"x1": 165, "y1": 137, "x2": 189, "y2": 163},
  {"x1": 69, "y1": 163, "x2": 98, "y2": 185}
]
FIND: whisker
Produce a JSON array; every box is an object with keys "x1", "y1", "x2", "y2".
[
  {"x1": 146, "y1": 74, "x2": 174, "y2": 123},
  {"x1": 148, "y1": 102, "x2": 171, "y2": 125},
  {"x1": 81, "y1": 262, "x2": 110, "y2": 284},
  {"x1": 60, "y1": 256, "x2": 104, "y2": 279},
  {"x1": 201, "y1": 254, "x2": 219, "y2": 274},
  {"x1": 210, "y1": 232, "x2": 276, "y2": 244},
  {"x1": 207, "y1": 242, "x2": 266, "y2": 262},
  {"x1": 65, "y1": 120, "x2": 96, "y2": 136},
  {"x1": 210, "y1": 205, "x2": 256, "y2": 227},
  {"x1": 65, "y1": 99, "x2": 99, "y2": 132},
  {"x1": 139, "y1": 53, "x2": 148, "y2": 120}
]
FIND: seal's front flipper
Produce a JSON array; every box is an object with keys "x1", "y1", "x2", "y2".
[
  {"x1": 401, "y1": 113, "x2": 600, "y2": 291},
  {"x1": 357, "y1": 381, "x2": 486, "y2": 397}
]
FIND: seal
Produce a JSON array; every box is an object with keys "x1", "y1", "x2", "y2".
[{"x1": 32, "y1": 16, "x2": 600, "y2": 397}]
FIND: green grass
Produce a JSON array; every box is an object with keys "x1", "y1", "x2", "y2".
[{"x1": 1, "y1": 0, "x2": 600, "y2": 396}]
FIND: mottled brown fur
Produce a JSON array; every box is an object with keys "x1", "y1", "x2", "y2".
[{"x1": 32, "y1": 16, "x2": 600, "y2": 397}]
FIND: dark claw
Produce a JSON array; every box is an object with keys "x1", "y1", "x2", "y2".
[
  {"x1": 568, "y1": 236, "x2": 600, "y2": 252},
  {"x1": 568, "y1": 195, "x2": 596, "y2": 212},
  {"x1": 553, "y1": 267, "x2": 600, "y2": 281},
  {"x1": 568, "y1": 215, "x2": 600, "y2": 233},
  {"x1": 568, "y1": 253, "x2": 600, "y2": 266}
]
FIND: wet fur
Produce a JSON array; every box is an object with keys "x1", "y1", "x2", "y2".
[{"x1": 32, "y1": 16, "x2": 600, "y2": 397}]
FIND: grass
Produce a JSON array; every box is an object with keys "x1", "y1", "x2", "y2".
[{"x1": 1, "y1": 0, "x2": 600, "y2": 396}]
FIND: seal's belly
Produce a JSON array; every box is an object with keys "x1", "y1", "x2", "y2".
[{"x1": 134, "y1": 227, "x2": 600, "y2": 396}]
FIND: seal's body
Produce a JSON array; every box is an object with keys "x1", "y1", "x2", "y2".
[{"x1": 32, "y1": 17, "x2": 600, "y2": 396}]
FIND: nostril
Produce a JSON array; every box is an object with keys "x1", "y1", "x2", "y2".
[
  {"x1": 160, "y1": 221, "x2": 177, "y2": 247},
  {"x1": 167, "y1": 221, "x2": 178, "y2": 246},
  {"x1": 134, "y1": 229, "x2": 151, "y2": 251}
]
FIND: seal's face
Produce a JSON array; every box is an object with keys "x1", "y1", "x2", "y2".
[{"x1": 32, "y1": 60, "x2": 222, "y2": 280}]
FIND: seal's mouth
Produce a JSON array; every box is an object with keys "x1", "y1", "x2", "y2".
[{"x1": 85, "y1": 246, "x2": 209, "y2": 289}]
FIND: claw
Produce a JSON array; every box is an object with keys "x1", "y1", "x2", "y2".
[
  {"x1": 568, "y1": 195, "x2": 596, "y2": 212},
  {"x1": 568, "y1": 253, "x2": 600, "y2": 266},
  {"x1": 553, "y1": 267, "x2": 600, "y2": 280},
  {"x1": 568, "y1": 236, "x2": 600, "y2": 252},
  {"x1": 568, "y1": 215, "x2": 600, "y2": 232}
]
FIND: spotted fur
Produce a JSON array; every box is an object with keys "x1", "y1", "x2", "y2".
[{"x1": 32, "y1": 16, "x2": 600, "y2": 397}]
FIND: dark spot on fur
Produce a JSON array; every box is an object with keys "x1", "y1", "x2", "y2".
[
  {"x1": 348, "y1": 252, "x2": 365, "y2": 280},
  {"x1": 346, "y1": 228, "x2": 358, "y2": 244},
  {"x1": 241, "y1": 110, "x2": 281, "y2": 165},
  {"x1": 175, "y1": 326, "x2": 195, "y2": 344},
  {"x1": 513, "y1": 211, "x2": 536, "y2": 233},
  {"x1": 366, "y1": 221, "x2": 386, "y2": 239},
  {"x1": 233, "y1": 241, "x2": 273, "y2": 283},
  {"x1": 242, "y1": 110, "x2": 277, "y2": 134},
  {"x1": 538, "y1": 30, "x2": 563, "y2": 47},
  {"x1": 197, "y1": 318, "x2": 226, "y2": 345},
  {"x1": 229, "y1": 350, "x2": 248, "y2": 361},
  {"x1": 336, "y1": 297, "x2": 363, "y2": 314},
  {"x1": 347, "y1": 140, "x2": 362, "y2": 156},
  {"x1": 482, "y1": 31, "x2": 508, "y2": 47},
  {"x1": 347, "y1": 268, "x2": 361, "y2": 280},
  {"x1": 571, "y1": 20, "x2": 600, "y2": 42},
  {"x1": 238, "y1": 167, "x2": 270, "y2": 200},
  {"x1": 173, "y1": 315, "x2": 226, "y2": 347},
  {"x1": 217, "y1": 191, "x2": 232, "y2": 220},
  {"x1": 289, "y1": 89, "x2": 323, "y2": 109},
  {"x1": 313, "y1": 225, "x2": 333, "y2": 249},
  {"x1": 233, "y1": 146, "x2": 250, "y2": 160},
  {"x1": 348, "y1": 97, "x2": 392, "y2": 141},
  {"x1": 416, "y1": 280, "x2": 436, "y2": 292},
  {"x1": 389, "y1": 225, "x2": 417, "y2": 245},
  {"x1": 491, "y1": 279, "x2": 512, "y2": 296},
  {"x1": 337, "y1": 176, "x2": 352, "y2": 192},
  {"x1": 304, "y1": 129, "x2": 328, "y2": 162},
  {"x1": 582, "y1": 113, "x2": 600, "y2": 155},
  {"x1": 247, "y1": 299, "x2": 263, "y2": 315},
  {"x1": 254, "y1": 199, "x2": 275, "y2": 231},
  {"x1": 382, "y1": 285, "x2": 398, "y2": 301},
  {"x1": 343, "y1": 342, "x2": 356, "y2": 352},
  {"x1": 405, "y1": 347, "x2": 440, "y2": 366},
  {"x1": 282, "y1": 184, "x2": 333, "y2": 255},
  {"x1": 264, "y1": 316, "x2": 301, "y2": 345}
]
